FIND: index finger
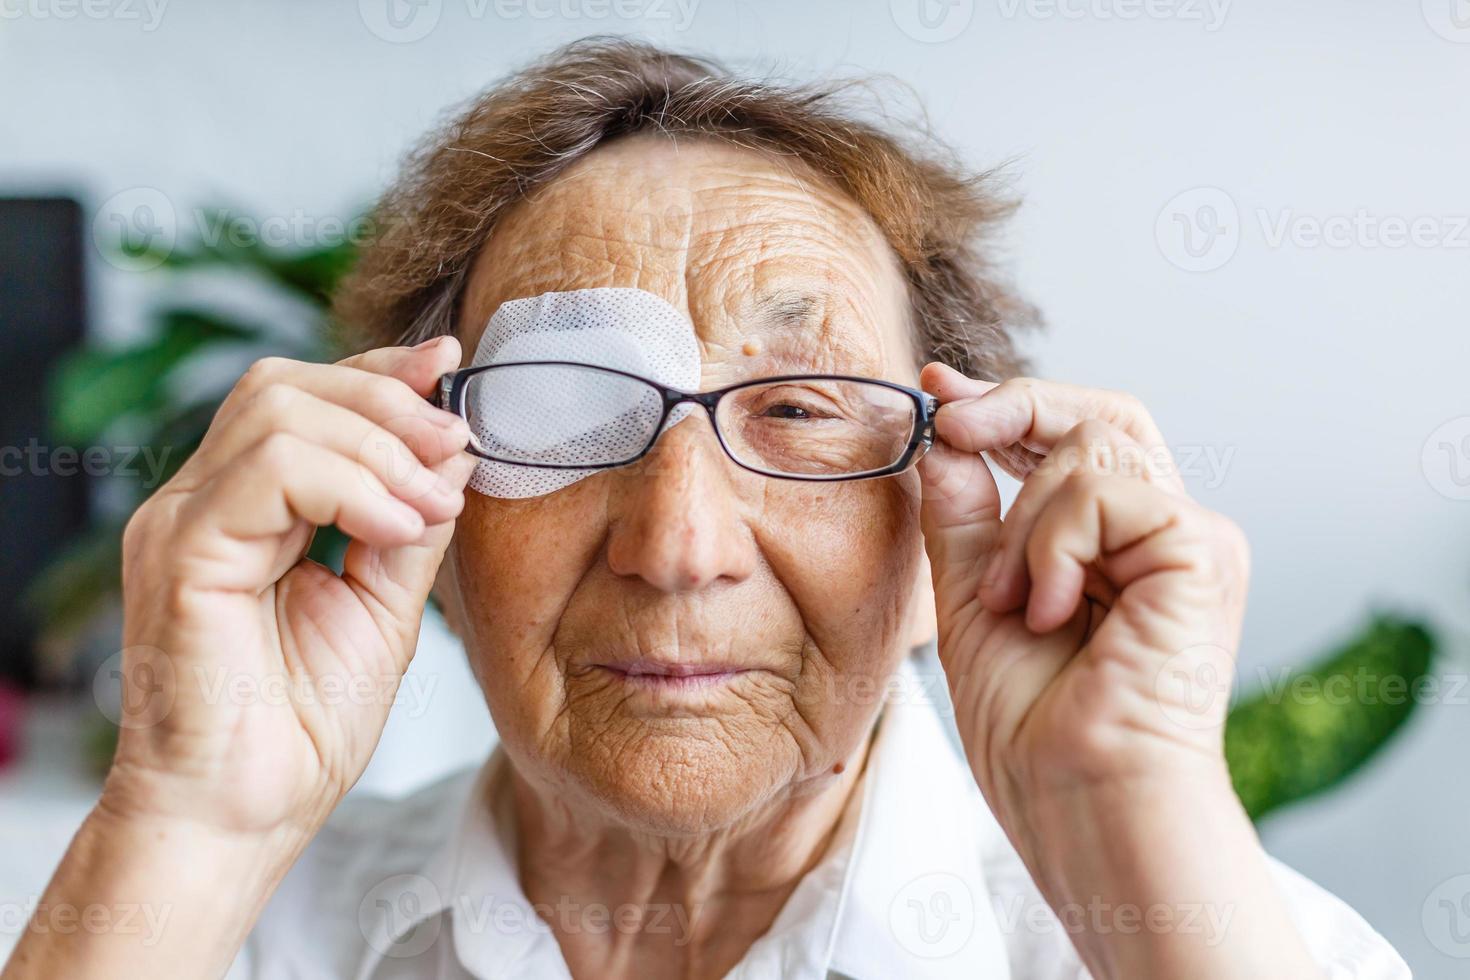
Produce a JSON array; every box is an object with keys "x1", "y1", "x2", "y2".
[
  {"x1": 920, "y1": 362, "x2": 1170, "y2": 459},
  {"x1": 337, "y1": 335, "x2": 464, "y2": 397}
]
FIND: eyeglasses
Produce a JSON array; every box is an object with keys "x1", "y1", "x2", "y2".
[{"x1": 432, "y1": 361, "x2": 939, "y2": 481}]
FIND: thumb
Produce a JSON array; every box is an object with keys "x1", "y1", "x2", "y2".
[
  {"x1": 334, "y1": 335, "x2": 471, "y2": 665},
  {"x1": 341, "y1": 428, "x2": 477, "y2": 670},
  {"x1": 917, "y1": 439, "x2": 1004, "y2": 612}
]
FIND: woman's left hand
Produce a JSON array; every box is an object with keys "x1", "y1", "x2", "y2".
[
  {"x1": 918, "y1": 364, "x2": 1244, "y2": 801},
  {"x1": 916, "y1": 364, "x2": 1318, "y2": 979}
]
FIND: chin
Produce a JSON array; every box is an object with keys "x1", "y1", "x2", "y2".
[{"x1": 565, "y1": 721, "x2": 800, "y2": 837}]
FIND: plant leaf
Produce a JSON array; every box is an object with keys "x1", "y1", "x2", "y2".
[
  {"x1": 21, "y1": 525, "x2": 123, "y2": 644},
  {"x1": 50, "y1": 311, "x2": 260, "y2": 443},
  {"x1": 1225, "y1": 614, "x2": 1435, "y2": 822}
]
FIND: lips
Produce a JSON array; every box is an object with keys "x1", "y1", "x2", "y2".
[
  {"x1": 603, "y1": 660, "x2": 744, "y2": 678},
  {"x1": 590, "y1": 658, "x2": 760, "y2": 691}
]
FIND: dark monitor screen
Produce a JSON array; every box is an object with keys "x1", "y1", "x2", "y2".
[{"x1": 0, "y1": 197, "x2": 89, "y2": 688}]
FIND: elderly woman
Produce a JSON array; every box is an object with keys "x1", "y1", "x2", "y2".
[{"x1": 8, "y1": 40, "x2": 1405, "y2": 980}]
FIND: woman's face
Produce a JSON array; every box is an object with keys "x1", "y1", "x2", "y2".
[{"x1": 441, "y1": 135, "x2": 933, "y2": 835}]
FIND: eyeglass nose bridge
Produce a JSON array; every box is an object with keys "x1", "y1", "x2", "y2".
[
  {"x1": 656, "y1": 385, "x2": 725, "y2": 418},
  {"x1": 642, "y1": 386, "x2": 732, "y2": 464}
]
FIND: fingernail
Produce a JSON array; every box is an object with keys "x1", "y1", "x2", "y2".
[{"x1": 412, "y1": 336, "x2": 444, "y2": 351}]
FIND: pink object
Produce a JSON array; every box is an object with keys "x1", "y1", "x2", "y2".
[{"x1": 0, "y1": 682, "x2": 23, "y2": 770}]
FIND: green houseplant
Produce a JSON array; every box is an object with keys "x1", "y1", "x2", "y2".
[{"x1": 26, "y1": 208, "x2": 355, "y2": 666}]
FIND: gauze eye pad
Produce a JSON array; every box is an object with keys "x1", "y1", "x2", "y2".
[{"x1": 465, "y1": 288, "x2": 702, "y2": 498}]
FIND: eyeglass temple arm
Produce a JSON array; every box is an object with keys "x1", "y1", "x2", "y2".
[{"x1": 430, "y1": 373, "x2": 455, "y2": 413}]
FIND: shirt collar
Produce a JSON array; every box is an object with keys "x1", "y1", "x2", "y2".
[
  {"x1": 825, "y1": 655, "x2": 1012, "y2": 980},
  {"x1": 355, "y1": 751, "x2": 568, "y2": 980}
]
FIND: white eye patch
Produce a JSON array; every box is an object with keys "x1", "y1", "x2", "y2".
[{"x1": 465, "y1": 288, "x2": 703, "y2": 499}]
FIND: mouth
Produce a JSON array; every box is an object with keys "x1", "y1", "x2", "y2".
[{"x1": 593, "y1": 660, "x2": 756, "y2": 689}]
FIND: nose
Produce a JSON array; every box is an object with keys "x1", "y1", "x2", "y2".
[{"x1": 604, "y1": 416, "x2": 757, "y2": 593}]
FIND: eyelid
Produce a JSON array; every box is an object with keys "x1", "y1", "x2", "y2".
[{"x1": 740, "y1": 381, "x2": 853, "y2": 417}]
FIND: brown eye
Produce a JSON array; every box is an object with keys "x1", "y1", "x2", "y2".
[{"x1": 760, "y1": 403, "x2": 812, "y2": 420}]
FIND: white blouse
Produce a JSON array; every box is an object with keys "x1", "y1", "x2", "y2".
[{"x1": 232, "y1": 659, "x2": 1409, "y2": 979}]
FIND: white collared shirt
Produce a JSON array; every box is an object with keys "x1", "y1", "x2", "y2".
[{"x1": 232, "y1": 658, "x2": 1409, "y2": 979}]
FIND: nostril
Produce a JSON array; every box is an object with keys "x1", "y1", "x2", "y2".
[{"x1": 676, "y1": 566, "x2": 707, "y2": 591}]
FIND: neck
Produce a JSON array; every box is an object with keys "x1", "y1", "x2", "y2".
[{"x1": 505, "y1": 731, "x2": 873, "y2": 980}]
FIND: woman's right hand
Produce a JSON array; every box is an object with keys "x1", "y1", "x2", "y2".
[{"x1": 103, "y1": 337, "x2": 473, "y2": 838}]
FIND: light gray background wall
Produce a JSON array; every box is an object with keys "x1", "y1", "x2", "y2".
[{"x1": 3, "y1": 1, "x2": 1467, "y2": 975}]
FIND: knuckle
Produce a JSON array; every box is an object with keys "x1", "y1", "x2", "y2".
[
  {"x1": 241, "y1": 355, "x2": 291, "y2": 389},
  {"x1": 1100, "y1": 389, "x2": 1163, "y2": 442},
  {"x1": 1101, "y1": 388, "x2": 1147, "y2": 418},
  {"x1": 1169, "y1": 502, "x2": 1227, "y2": 572},
  {"x1": 1067, "y1": 421, "x2": 1122, "y2": 473},
  {"x1": 361, "y1": 425, "x2": 413, "y2": 473},
  {"x1": 251, "y1": 382, "x2": 301, "y2": 421},
  {"x1": 361, "y1": 376, "x2": 416, "y2": 420},
  {"x1": 254, "y1": 431, "x2": 303, "y2": 470},
  {"x1": 1213, "y1": 514, "x2": 1251, "y2": 578},
  {"x1": 161, "y1": 573, "x2": 210, "y2": 622},
  {"x1": 1070, "y1": 418, "x2": 1114, "y2": 443},
  {"x1": 1061, "y1": 468, "x2": 1111, "y2": 499},
  {"x1": 121, "y1": 502, "x2": 154, "y2": 560}
]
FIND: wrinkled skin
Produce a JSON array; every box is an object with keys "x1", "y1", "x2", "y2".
[{"x1": 437, "y1": 135, "x2": 935, "y2": 838}]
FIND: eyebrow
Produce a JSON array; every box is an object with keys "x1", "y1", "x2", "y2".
[{"x1": 753, "y1": 289, "x2": 824, "y2": 329}]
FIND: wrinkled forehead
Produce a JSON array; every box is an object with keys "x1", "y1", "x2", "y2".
[{"x1": 457, "y1": 134, "x2": 914, "y2": 380}]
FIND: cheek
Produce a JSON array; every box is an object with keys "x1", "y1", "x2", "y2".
[
  {"x1": 756, "y1": 473, "x2": 923, "y2": 711},
  {"x1": 449, "y1": 484, "x2": 608, "y2": 740}
]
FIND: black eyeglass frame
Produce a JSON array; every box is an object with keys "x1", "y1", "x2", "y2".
[{"x1": 432, "y1": 360, "x2": 940, "y2": 482}]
